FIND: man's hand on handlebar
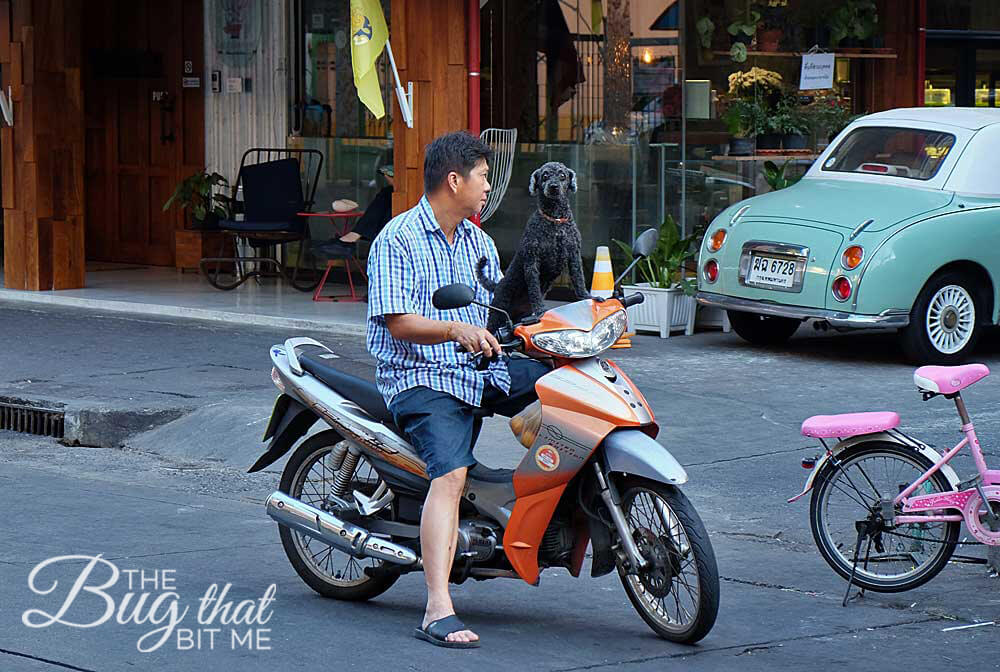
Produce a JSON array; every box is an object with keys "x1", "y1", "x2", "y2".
[{"x1": 447, "y1": 322, "x2": 502, "y2": 359}]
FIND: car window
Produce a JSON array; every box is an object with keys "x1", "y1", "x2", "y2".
[{"x1": 821, "y1": 127, "x2": 956, "y2": 180}]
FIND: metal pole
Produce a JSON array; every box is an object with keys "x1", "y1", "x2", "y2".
[{"x1": 384, "y1": 41, "x2": 413, "y2": 128}]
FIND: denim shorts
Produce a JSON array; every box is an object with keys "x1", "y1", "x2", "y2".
[{"x1": 388, "y1": 358, "x2": 549, "y2": 480}]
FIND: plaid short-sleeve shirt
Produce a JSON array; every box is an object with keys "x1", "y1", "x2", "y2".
[{"x1": 366, "y1": 196, "x2": 511, "y2": 407}]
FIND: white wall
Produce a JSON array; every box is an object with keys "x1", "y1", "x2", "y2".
[{"x1": 204, "y1": 0, "x2": 291, "y2": 184}]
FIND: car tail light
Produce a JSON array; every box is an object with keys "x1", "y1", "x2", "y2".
[
  {"x1": 842, "y1": 245, "x2": 864, "y2": 270},
  {"x1": 832, "y1": 276, "x2": 852, "y2": 302},
  {"x1": 860, "y1": 163, "x2": 889, "y2": 173},
  {"x1": 708, "y1": 229, "x2": 727, "y2": 252},
  {"x1": 703, "y1": 259, "x2": 719, "y2": 283}
]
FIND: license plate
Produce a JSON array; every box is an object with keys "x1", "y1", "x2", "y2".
[{"x1": 747, "y1": 254, "x2": 796, "y2": 288}]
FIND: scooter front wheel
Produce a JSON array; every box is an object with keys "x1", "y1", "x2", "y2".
[{"x1": 615, "y1": 477, "x2": 720, "y2": 644}]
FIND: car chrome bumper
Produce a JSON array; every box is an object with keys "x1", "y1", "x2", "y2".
[{"x1": 696, "y1": 292, "x2": 910, "y2": 329}]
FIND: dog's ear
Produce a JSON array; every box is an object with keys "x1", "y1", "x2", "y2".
[
  {"x1": 567, "y1": 168, "x2": 577, "y2": 193},
  {"x1": 528, "y1": 168, "x2": 541, "y2": 196}
]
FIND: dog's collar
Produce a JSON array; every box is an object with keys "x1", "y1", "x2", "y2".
[{"x1": 537, "y1": 210, "x2": 571, "y2": 224}]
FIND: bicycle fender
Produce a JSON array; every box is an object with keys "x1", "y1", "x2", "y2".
[
  {"x1": 787, "y1": 430, "x2": 961, "y2": 503},
  {"x1": 603, "y1": 429, "x2": 688, "y2": 485}
]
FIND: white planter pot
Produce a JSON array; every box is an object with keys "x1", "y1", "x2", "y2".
[
  {"x1": 623, "y1": 283, "x2": 696, "y2": 339},
  {"x1": 695, "y1": 304, "x2": 732, "y2": 333}
]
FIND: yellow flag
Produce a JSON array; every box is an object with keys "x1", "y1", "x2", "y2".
[{"x1": 350, "y1": 0, "x2": 389, "y2": 119}]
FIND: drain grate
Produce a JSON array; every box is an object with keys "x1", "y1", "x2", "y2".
[{"x1": 0, "y1": 402, "x2": 65, "y2": 438}]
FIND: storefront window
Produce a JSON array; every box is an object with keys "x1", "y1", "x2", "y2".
[
  {"x1": 290, "y1": 0, "x2": 393, "y2": 242},
  {"x1": 479, "y1": 0, "x2": 880, "y2": 282}
]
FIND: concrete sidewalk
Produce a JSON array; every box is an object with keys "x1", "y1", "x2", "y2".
[{"x1": 0, "y1": 265, "x2": 370, "y2": 335}]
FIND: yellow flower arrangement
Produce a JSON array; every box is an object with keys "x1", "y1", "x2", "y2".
[
  {"x1": 727, "y1": 67, "x2": 784, "y2": 97},
  {"x1": 766, "y1": 0, "x2": 788, "y2": 6}
]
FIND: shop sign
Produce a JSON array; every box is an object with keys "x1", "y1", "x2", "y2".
[{"x1": 799, "y1": 53, "x2": 835, "y2": 91}]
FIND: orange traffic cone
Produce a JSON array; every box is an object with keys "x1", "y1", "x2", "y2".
[
  {"x1": 591, "y1": 246, "x2": 633, "y2": 349},
  {"x1": 591, "y1": 246, "x2": 614, "y2": 299}
]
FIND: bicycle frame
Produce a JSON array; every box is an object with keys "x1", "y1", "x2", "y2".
[{"x1": 895, "y1": 394, "x2": 1000, "y2": 527}]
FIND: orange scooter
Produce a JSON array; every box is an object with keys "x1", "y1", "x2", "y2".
[{"x1": 251, "y1": 228, "x2": 719, "y2": 643}]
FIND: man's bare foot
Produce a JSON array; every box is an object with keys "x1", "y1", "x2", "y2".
[
  {"x1": 423, "y1": 610, "x2": 479, "y2": 643},
  {"x1": 339, "y1": 231, "x2": 362, "y2": 244}
]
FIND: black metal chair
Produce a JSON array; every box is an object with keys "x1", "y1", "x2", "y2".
[{"x1": 200, "y1": 148, "x2": 324, "y2": 291}]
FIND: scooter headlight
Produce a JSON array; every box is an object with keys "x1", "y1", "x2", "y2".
[{"x1": 531, "y1": 310, "x2": 627, "y2": 358}]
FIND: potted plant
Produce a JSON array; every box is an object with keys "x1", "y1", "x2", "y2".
[
  {"x1": 696, "y1": 15, "x2": 716, "y2": 61},
  {"x1": 163, "y1": 170, "x2": 231, "y2": 230},
  {"x1": 774, "y1": 95, "x2": 811, "y2": 149},
  {"x1": 762, "y1": 159, "x2": 803, "y2": 191},
  {"x1": 727, "y1": 4, "x2": 760, "y2": 63},
  {"x1": 805, "y1": 93, "x2": 853, "y2": 146},
  {"x1": 613, "y1": 216, "x2": 699, "y2": 338},
  {"x1": 758, "y1": 0, "x2": 788, "y2": 52},
  {"x1": 829, "y1": 0, "x2": 878, "y2": 48},
  {"x1": 723, "y1": 98, "x2": 768, "y2": 155}
]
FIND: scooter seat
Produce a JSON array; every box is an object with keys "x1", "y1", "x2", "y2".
[
  {"x1": 914, "y1": 363, "x2": 990, "y2": 395},
  {"x1": 801, "y1": 411, "x2": 900, "y2": 439},
  {"x1": 299, "y1": 352, "x2": 396, "y2": 428}
]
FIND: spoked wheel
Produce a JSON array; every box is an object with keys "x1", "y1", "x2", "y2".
[
  {"x1": 810, "y1": 443, "x2": 959, "y2": 592},
  {"x1": 278, "y1": 431, "x2": 398, "y2": 601},
  {"x1": 901, "y1": 272, "x2": 983, "y2": 363},
  {"x1": 615, "y1": 477, "x2": 719, "y2": 644}
]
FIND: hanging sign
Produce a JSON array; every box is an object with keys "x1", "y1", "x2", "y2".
[{"x1": 799, "y1": 53, "x2": 835, "y2": 91}]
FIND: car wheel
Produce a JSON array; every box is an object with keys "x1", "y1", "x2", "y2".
[
  {"x1": 727, "y1": 310, "x2": 800, "y2": 346},
  {"x1": 900, "y1": 272, "x2": 983, "y2": 364}
]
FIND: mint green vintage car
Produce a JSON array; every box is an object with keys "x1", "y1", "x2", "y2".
[{"x1": 696, "y1": 108, "x2": 1000, "y2": 363}]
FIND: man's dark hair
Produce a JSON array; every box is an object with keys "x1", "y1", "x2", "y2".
[{"x1": 423, "y1": 131, "x2": 493, "y2": 193}]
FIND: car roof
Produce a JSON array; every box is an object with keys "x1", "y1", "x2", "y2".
[{"x1": 861, "y1": 107, "x2": 1000, "y2": 130}]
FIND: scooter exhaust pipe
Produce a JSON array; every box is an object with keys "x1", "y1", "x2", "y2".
[{"x1": 265, "y1": 491, "x2": 418, "y2": 566}]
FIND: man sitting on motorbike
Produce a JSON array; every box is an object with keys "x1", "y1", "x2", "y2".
[{"x1": 366, "y1": 131, "x2": 548, "y2": 648}]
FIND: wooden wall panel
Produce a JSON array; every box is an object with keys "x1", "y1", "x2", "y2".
[
  {"x1": 392, "y1": 0, "x2": 470, "y2": 214},
  {"x1": 2, "y1": 0, "x2": 86, "y2": 289}
]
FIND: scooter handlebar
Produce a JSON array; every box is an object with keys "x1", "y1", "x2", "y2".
[{"x1": 621, "y1": 293, "x2": 645, "y2": 308}]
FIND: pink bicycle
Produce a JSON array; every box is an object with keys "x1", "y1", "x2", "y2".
[{"x1": 791, "y1": 364, "x2": 1000, "y2": 597}]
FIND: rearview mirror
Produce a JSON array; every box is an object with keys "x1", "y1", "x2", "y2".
[
  {"x1": 432, "y1": 283, "x2": 476, "y2": 310},
  {"x1": 632, "y1": 227, "x2": 659, "y2": 258}
]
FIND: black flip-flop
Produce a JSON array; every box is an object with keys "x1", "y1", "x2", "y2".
[{"x1": 413, "y1": 615, "x2": 481, "y2": 649}]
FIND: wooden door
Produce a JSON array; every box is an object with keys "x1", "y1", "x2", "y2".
[{"x1": 83, "y1": 0, "x2": 204, "y2": 266}]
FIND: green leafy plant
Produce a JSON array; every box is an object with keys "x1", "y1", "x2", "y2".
[
  {"x1": 163, "y1": 170, "x2": 231, "y2": 222},
  {"x1": 728, "y1": 8, "x2": 761, "y2": 39},
  {"x1": 772, "y1": 95, "x2": 810, "y2": 135},
  {"x1": 730, "y1": 42, "x2": 748, "y2": 63},
  {"x1": 613, "y1": 216, "x2": 701, "y2": 295},
  {"x1": 723, "y1": 98, "x2": 768, "y2": 138},
  {"x1": 696, "y1": 16, "x2": 715, "y2": 49},
  {"x1": 829, "y1": 0, "x2": 878, "y2": 46},
  {"x1": 762, "y1": 160, "x2": 803, "y2": 191},
  {"x1": 805, "y1": 93, "x2": 853, "y2": 137}
]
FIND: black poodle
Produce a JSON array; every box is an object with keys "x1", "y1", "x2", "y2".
[{"x1": 476, "y1": 161, "x2": 590, "y2": 332}]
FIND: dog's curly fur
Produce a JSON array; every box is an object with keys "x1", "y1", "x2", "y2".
[{"x1": 476, "y1": 161, "x2": 590, "y2": 332}]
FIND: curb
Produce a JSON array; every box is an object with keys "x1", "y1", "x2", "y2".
[
  {"x1": 0, "y1": 288, "x2": 367, "y2": 336},
  {"x1": 0, "y1": 393, "x2": 190, "y2": 448}
]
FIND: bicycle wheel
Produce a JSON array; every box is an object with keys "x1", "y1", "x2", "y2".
[{"x1": 809, "y1": 442, "x2": 959, "y2": 592}]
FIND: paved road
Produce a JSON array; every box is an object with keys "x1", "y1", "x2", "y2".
[{"x1": 1, "y1": 305, "x2": 998, "y2": 671}]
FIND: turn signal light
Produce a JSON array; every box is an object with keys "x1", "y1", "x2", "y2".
[
  {"x1": 842, "y1": 245, "x2": 864, "y2": 270},
  {"x1": 832, "y1": 276, "x2": 852, "y2": 302},
  {"x1": 703, "y1": 259, "x2": 719, "y2": 283},
  {"x1": 708, "y1": 229, "x2": 727, "y2": 252}
]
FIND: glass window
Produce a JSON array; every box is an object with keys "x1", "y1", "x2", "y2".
[
  {"x1": 821, "y1": 127, "x2": 956, "y2": 180},
  {"x1": 289, "y1": 1, "x2": 393, "y2": 246}
]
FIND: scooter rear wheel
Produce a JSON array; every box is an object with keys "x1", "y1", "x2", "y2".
[
  {"x1": 278, "y1": 430, "x2": 399, "y2": 601},
  {"x1": 615, "y1": 477, "x2": 720, "y2": 644}
]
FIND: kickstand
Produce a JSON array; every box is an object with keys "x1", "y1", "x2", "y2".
[{"x1": 843, "y1": 520, "x2": 870, "y2": 607}]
